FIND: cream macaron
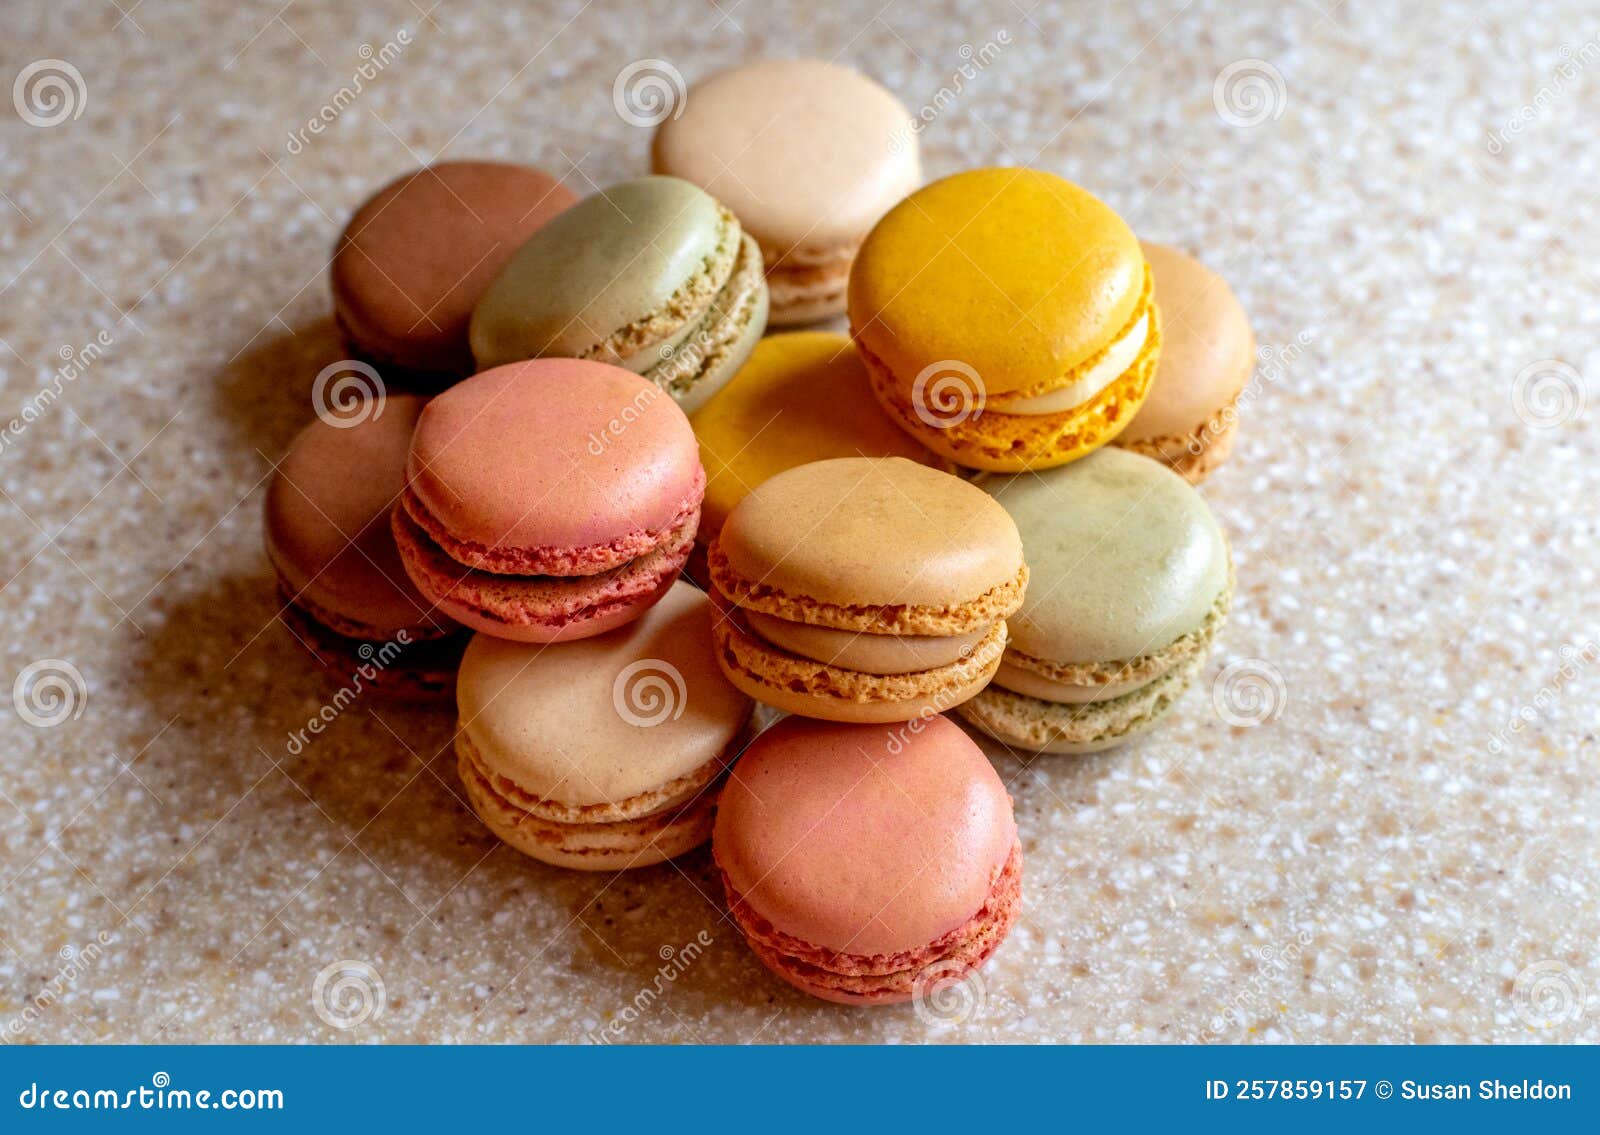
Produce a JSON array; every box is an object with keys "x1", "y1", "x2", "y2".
[
  {"x1": 455, "y1": 582, "x2": 754, "y2": 870},
  {"x1": 653, "y1": 59, "x2": 919, "y2": 325}
]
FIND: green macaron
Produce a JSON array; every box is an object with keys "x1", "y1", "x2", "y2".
[
  {"x1": 959, "y1": 447, "x2": 1233, "y2": 754},
  {"x1": 469, "y1": 175, "x2": 768, "y2": 412}
]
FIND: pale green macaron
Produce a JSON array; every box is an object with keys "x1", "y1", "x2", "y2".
[
  {"x1": 958, "y1": 447, "x2": 1232, "y2": 754},
  {"x1": 469, "y1": 175, "x2": 768, "y2": 413}
]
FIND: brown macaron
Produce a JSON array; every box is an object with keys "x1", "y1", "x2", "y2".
[
  {"x1": 330, "y1": 161, "x2": 576, "y2": 387},
  {"x1": 707, "y1": 457, "x2": 1026, "y2": 723},
  {"x1": 1114, "y1": 242, "x2": 1255, "y2": 482},
  {"x1": 264, "y1": 396, "x2": 467, "y2": 697}
]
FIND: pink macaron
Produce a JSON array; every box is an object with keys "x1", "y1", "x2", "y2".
[
  {"x1": 393, "y1": 359, "x2": 704, "y2": 642},
  {"x1": 713, "y1": 715, "x2": 1021, "y2": 1005}
]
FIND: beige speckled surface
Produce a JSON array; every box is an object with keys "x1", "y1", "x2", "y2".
[{"x1": 2, "y1": 0, "x2": 1597, "y2": 1044}]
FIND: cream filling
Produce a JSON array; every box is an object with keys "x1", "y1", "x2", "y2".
[
  {"x1": 998, "y1": 312, "x2": 1149, "y2": 416},
  {"x1": 992, "y1": 656, "x2": 1167, "y2": 704},
  {"x1": 746, "y1": 611, "x2": 990, "y2": 675}
]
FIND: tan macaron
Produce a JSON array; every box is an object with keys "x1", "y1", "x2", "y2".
[
  {"x1": 707, "y1": 457, "x2": 1026, "y2": 723},
  {"x1": 652, "y1": 59, "x2": 919, "y2": 325},
  {"x1": 455, "y1": 582, "x2": 753, "y2": 870},
  {"x1": 1115, "y1": 242, "x2": 1255, "y2": 482}
]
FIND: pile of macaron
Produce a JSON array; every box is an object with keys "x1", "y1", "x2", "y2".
[{"x1": 263, "y1": 59, "x2": 1256, "y2": 1007}]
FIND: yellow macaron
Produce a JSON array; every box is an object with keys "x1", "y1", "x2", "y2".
[
  {"x1": 689, "y1": 331, "x2": 940, "y2": 550},
  {"x1": 849, "y1": 168, "x2": 1160, "y2": 472}
]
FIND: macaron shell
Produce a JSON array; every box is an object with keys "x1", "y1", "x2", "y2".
[
  {"x1": 392, "y1": 502, "x2": 692, "y2": 643},
  {"x1": 276, "y1": 589, "x2": 464, "y2": 700},
  {"x1": 959, "y1": 645, "x2": 1208, "y2": 754},
  {"x1": 651, "y1": 59, "x2": 918, "y2": 258},
  {"x1": 849, "y1": 168, "x2": 1144, "y2": 395},
  {"x1": 404, "y1": 360, "x2": 702, "y2": 557},
  {"x1": 331, "y1": 162, "x2": 575, "y2": 376},
  {"x1": 659, "y1": 235, "x2": 770, "y2": 414},
  {"x1": 709, "y1": 600, "x2": 1007, "y2": 724},
  {"x1": 716, "y1": 456, "x2": 1023, "y2": 612},
  {"x1": 265, "y1": 395, "x2": 448, "y2": 636},
  {"x1": 456, "y1": 582, "x2": 752, "y2": 807},
  {"x1": 469, "y1": 176, "x2": 728, "y2": 369},
  {"x1": 690, "y1": 332, "x2": 938, "y2": 540},
  {"x1": 981, "y1": 447, "x2": 1230, "y2": 665},
  {"x1": 714, "y1": 715, "x2": 1016, "y2": 957},
  {"x1": 1118, "y1": 242, "x2": 1255, "y2": 444}
]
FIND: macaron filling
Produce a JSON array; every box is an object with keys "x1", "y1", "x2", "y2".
[
  {"x1": 998, "y1": 310, "x2": 1150, "y2": 416},
  {"x1": 744, "y1": 610, "x2": 991, "y2": 676},
  {"x1": 645, "y1": 232, "x2": 767, "y2": 405}
]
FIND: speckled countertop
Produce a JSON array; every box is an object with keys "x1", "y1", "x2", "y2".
[{"x1": 2, "y1": 0, "x2": 1597, "y2": 1044}]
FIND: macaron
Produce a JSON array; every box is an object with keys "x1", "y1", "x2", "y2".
[
  {"x1": 849, "y1": 167, "x2": 1160, "y2": 472},
  {"x1": 392, "y1": 359, "x2": 703, "y2": 643},
  {"x1": 458, "y1": 582, "x2": 753, "y2": 871},
  {"x1": 1114, "y1": 242, "x2": 1255, "y2": 482},
  {"x1": 652, "y1": 59, "x2": 919, "y2": 326},
  {"x1": 687, "y1": 331, "x2": 939, "y2": 572},
  {"x1": 958, "y1": 448, "x2": 1232, "y2": 754},
  {"x1": 331, "y1": 161, "x2": 576, "y2": 386},
  {"x1": 469, "y1": 176, "x2": 768, "y2": 412},
  {"x1": 707, "y1": 456, "x2": 1026, "y2": 723},
  {"x1": 265, "y1": 395, "x2": 466, "y2": 696},
  {"x1": 714, "y1": 715, "x2": 1021, "y2": 1004}
]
